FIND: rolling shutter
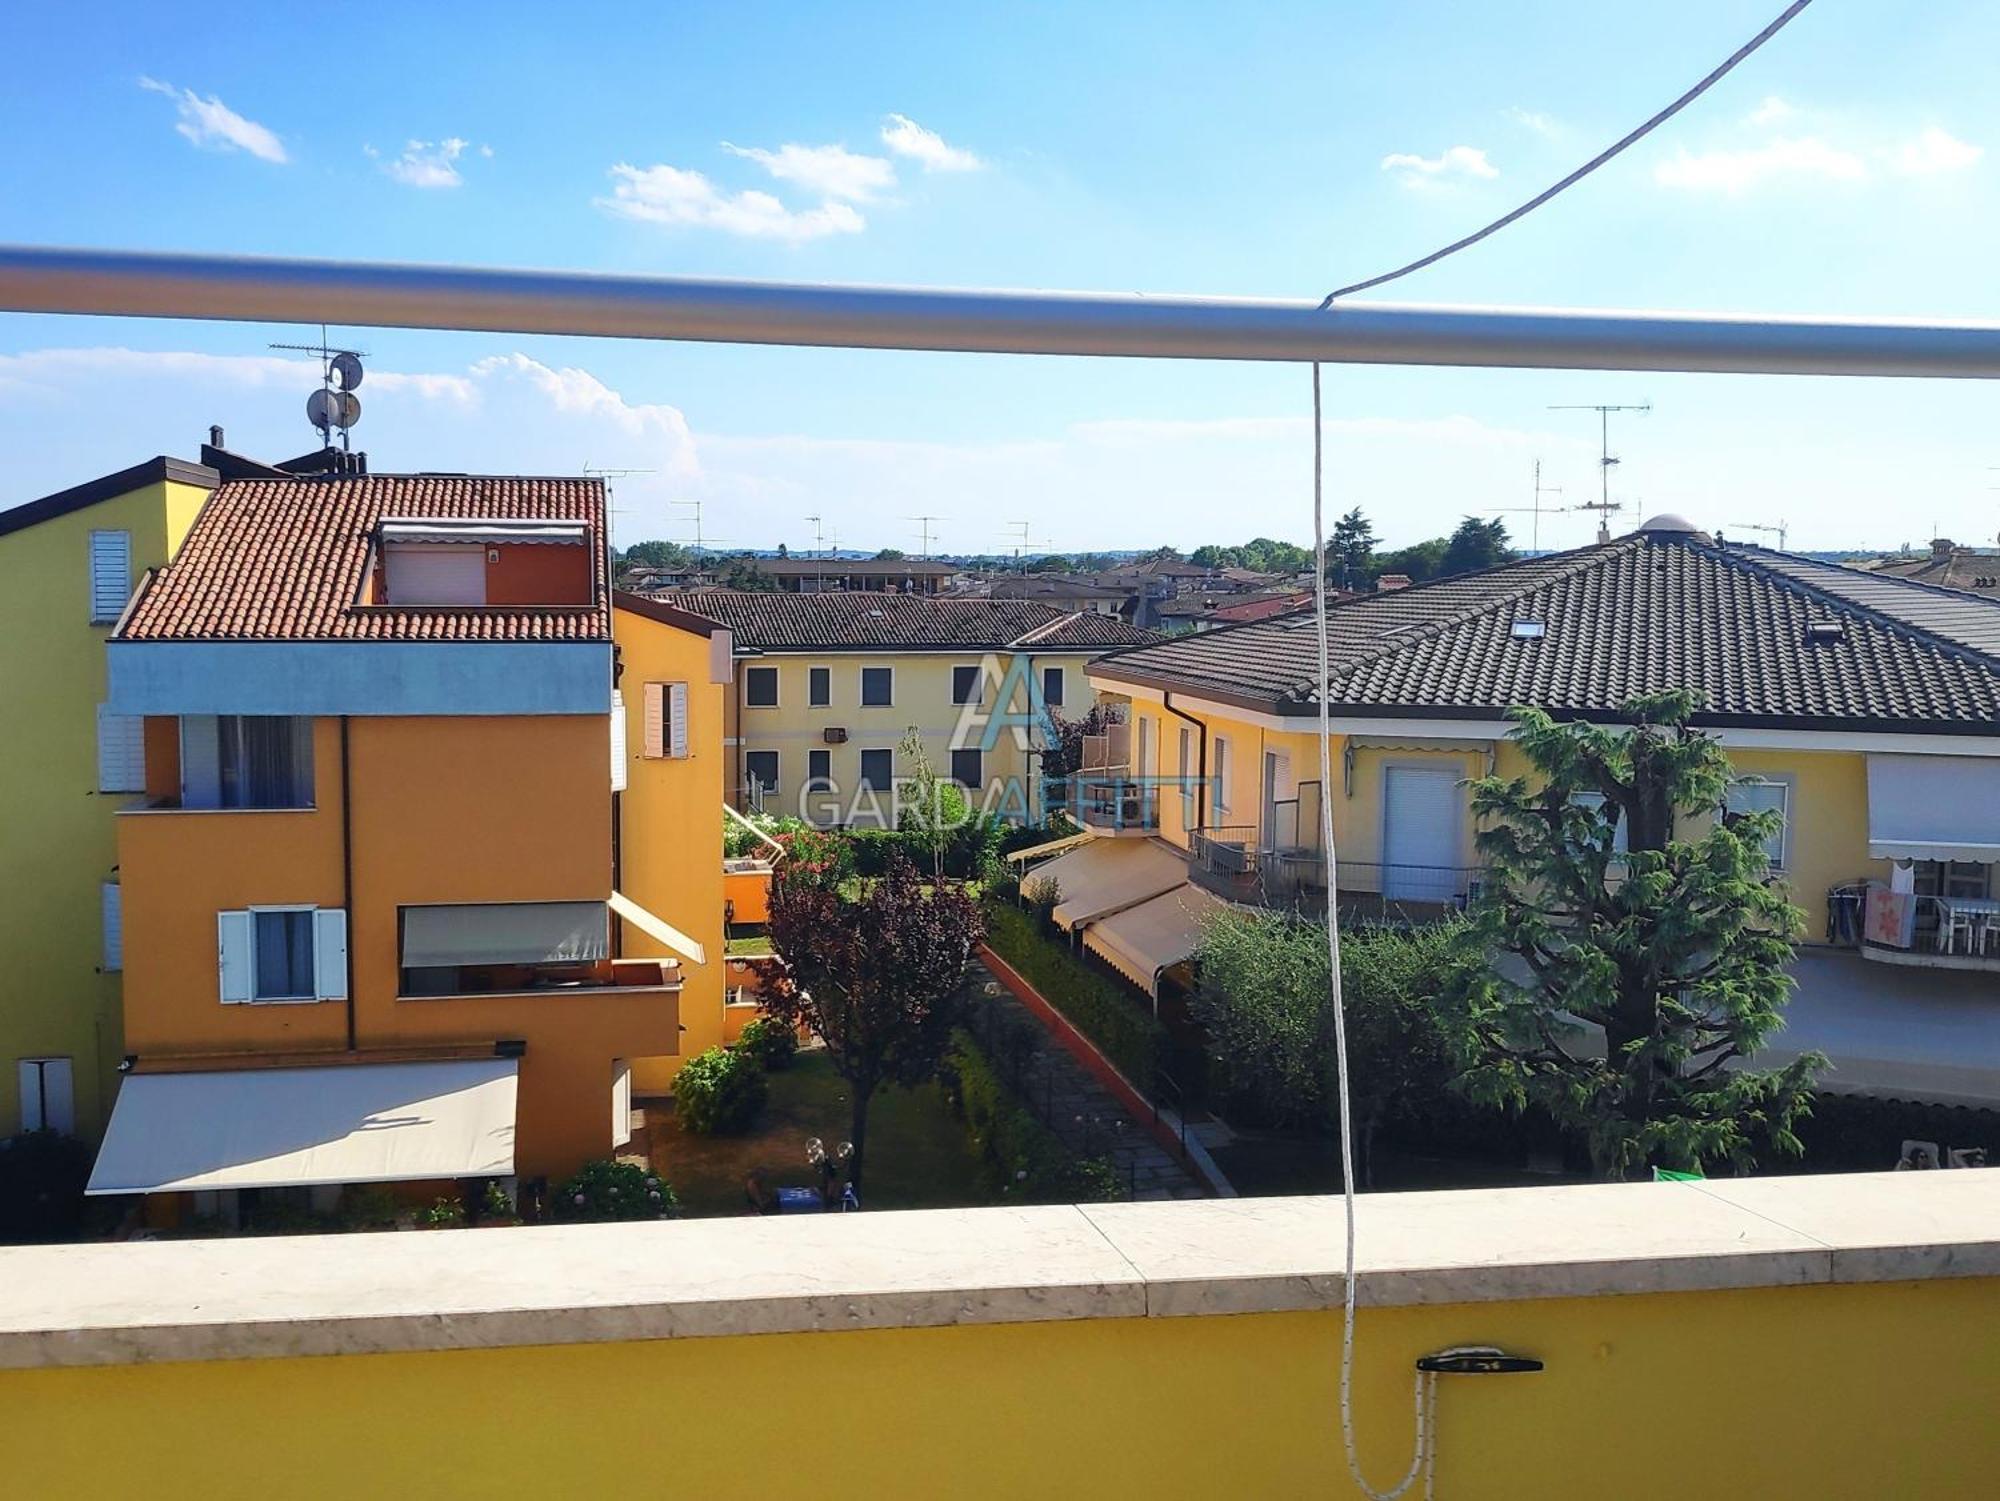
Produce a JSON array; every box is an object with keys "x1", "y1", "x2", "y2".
[{"x1": 1382, "y1": 767, "x2": 1461, "y2": 902}]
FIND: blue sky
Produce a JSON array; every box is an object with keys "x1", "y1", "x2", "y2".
[{"x1": 4, "y1": 0, "x2": 1999, "y2": 554}]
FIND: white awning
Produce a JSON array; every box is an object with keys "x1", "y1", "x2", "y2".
[
  {"x1": 86, "y1": 1059, "x2": 517, "y2": 1195},
  {"x1": 1005, "y1": 829, "x2": 1095, "y2": 865},
  {"x1": 401, "y1": 901, "x2": 610, "y2": 969},
  {"x1": 1081, "y1": 884, "x2": 1231, "y2": 998},
  {"x1": 1866, "y1": 755, "x2": 2000, "y2": 863},
  {"x1": 1038, "y1": 839, "x2": 1190, "y2": 931},
  {"x1": 609, "y1": 890, "x2": 708, "y2": 966},
  {"x1": 379, "y1": 520, "x2": 588, "y2": 546}
]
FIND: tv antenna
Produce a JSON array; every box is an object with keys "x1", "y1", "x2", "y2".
[
  {"x1": 1550, "y1": 402, "x2": 1650, "y2": 542},
  {"x1": 1487, "y1": 459, "x2": 1565, "y2": 552},
  {"x1": 671, "y1": 498, "x2": 705, "y2": 554},
  {"x1": 271, "y1": 326, "x2": 367, "y2": 451},
  {"x1": 1731, "y1": 519, "x2": 1791, "y2": 551},
  {"x1": 805, "y1": 513, "x2": 828, "y2": 558},
  {"x1": 907, "y1": 515, "x2": 941, "y2": 557},
  {"x1": 583, "y1": 464, "x2": 654, "y2": 528}
]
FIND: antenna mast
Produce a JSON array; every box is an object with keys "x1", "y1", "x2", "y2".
[
  {"x1": 805, "y1": 513, "x2": 827, "y2": 558},
  {"x1": 271, "y1": 326, "x2": 366, "y2": 453},
  {"x1": 1551, "y1": 402, "x2": 1650, "y2": 541},
  {"x1": 671, "y1": 498, "x2": 704, "y2": 554},
  {"x1": 907, "y1": 514, "x2": 941, "y2": 558}
]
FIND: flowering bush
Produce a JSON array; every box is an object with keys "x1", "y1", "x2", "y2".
[
  {"x1": 552, "y1": 1158, "x2": 678, "y2": 1222},
  {"x1": 675, "y1": 1045, "x2": 768, "y2": 1135}
]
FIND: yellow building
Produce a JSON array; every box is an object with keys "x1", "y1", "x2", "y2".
[
  {"x1": 0, "y1": 456, "x2": 218, "y2": 1138},
  {"x1": 1076, "y1": 515, "x2": 2000, "y2": 1061},
  {"x1": 86, "y1": 472, "x2": 722, "y2": 1214},
  {"x1": 644, "y1": 589, "x2": 1158, "y2": 826}
]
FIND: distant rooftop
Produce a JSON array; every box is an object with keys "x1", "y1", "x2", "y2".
[{"x1": 647, "y1": 589, "x2": 1160, "y2": 653}]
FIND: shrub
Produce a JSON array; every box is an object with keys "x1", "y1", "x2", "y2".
[
  {"x1": 724, "y1": 811, "x2": 814, "y2": 860},
  {"x1": 675, "y1": 1045, "x2": 768, "y2": 1134},
  {"x1": 946, "y1": 1031, "x2": 1120, "y2": 1203},
  {"x1": 414, "y1": 1195, "x2": 466, "y2": 1229},
  {"x1": 0, "y1": 1130, "x2": 92, "y2": 1243},
  {"x1": 735, "y1": 1014, "x2": 798, "y2": 1071},
  {"x1": 981, "y1": 899, "x2": 1166, "y2": 1090},
  {"x1": 553, "y1": 1158, "x2": 678, "y2": 1221}
]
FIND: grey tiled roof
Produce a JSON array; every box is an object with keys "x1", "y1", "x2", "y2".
[
  {"x1": 1089, "y1": 529, "x2": 2000, "y2": 732},
  {"x1": 649, "y1": 589, "x2": 1161, "y2": 652}
]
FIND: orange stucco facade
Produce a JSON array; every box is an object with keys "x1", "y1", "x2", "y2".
[{"x1": 118, "y1": 710, "x2": 686, "y2": 1182}]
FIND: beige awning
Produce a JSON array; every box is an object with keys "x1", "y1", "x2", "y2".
[
  {"x1": 1005, "y1": 829, "x2": 1095, "y2": 864},
  {"x1": 1082, "y1": 884, "x2": 1232, "y2": 997},
  {"x1": 86, "y1": 1059, "x2": 517, "y2": 1195},
  {"x1": 401, "y1": 900, "x2": 609, "y2": 969},
  {"x1": 610, "y1": 890, "x2": 707, "y2": 967},
  {"x1": 1037, "y1": 839, "x2": 1190, "y2": 931}
]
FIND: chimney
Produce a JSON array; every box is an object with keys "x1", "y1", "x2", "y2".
[
  {"x1": 1376, "y1": 573, "x2": 1412, "y2": 593},
  {"x1": 208, "y1": 424, "x2": 225, "y2": 448},
  {"x1": 1930, "y1": 538, "x2": 1955, "y2": 560}
]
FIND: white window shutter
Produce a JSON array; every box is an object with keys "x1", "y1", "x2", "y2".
[
  {"x1": 218, "y1": 910, "x2": 253, "y2": 1003},
  {"x1": 101, "y1": 882, "x2": 123, "y2": 971},
  {"x1": 314, "y1": 909, "x2": 349, "y2": 1000},
  {"x1": 17, "y1": 1060, "x2": 43, "y2": 1132},
  {"x1": 89, "y1": 530, "x2": 131, "y2": 623},
  {"x1": 609, "y1": 691, "x2": 628, "y2": 792},
  {"x1": 612, "y1": 1060, "x2": 633, "y2": 1147},
  {"x1": 669, "y1": 682, "x2": 689, "y2": 758},
  {"x1": 40, "y1": 1060, "x2": 74, "y2": 1134},
  {"x1": 642, "y1": 682, "x2": 666, "y2": 758},
  {"x1": 97, "y1": 705, "x2": 145, "y2": 793}
]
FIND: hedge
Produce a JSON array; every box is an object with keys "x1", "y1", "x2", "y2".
[
  {"x1": 981, "y1": 899, "x2": 1166, "y2": 1092},
  {"x1": 946, "y1": 1030, "x2": 1121, "y2": 1203},
  {"x1": 675, "y1": 1045, "x2": 768, "y2": 1135}
]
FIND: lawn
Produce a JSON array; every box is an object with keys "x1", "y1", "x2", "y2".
[{"x1": 645, "y1": 1048, "x2": 990, "y2": 1216}]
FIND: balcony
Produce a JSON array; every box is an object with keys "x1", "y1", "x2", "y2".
[
  {"x1": 1074, "y1": 776, "x2": 1160, "y2": 836},
  {"x1": 1832, "y1": 878, "x2": 2000, "y2": 974},
  {"x1": 1189, "y1": 825, "x2": 1480, "y2": 921},
  {"x1": 2, "y1": 1173, "x2": 1992, "y2": 1496}
]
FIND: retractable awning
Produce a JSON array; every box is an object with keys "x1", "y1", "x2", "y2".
[
  {"x1": 1081, "y1": 884, "x2": 1231, "y2": 998},
  {"x1": 378, "y1": 520, "x2": 588, "y2": 546},
  {"x1": 1037, "y1": 839, "x2": 1190, "y2": 931},
  {"x1": 609, "y1": 890, "x2": 707, "y2": 967},
  {"x1": 86, "y1": 1059, "x2": 517, "y2": 1195},
  {"x1": 1866, "y1": 755, "x2": 2000, "y2": 863}
]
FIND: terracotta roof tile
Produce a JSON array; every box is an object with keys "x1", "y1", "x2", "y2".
[
  {"x1": 119, "y1": 475, "x2": 609, "y2": 643},
  {"x1": 650, "y1": 590, "x2": 1160, "y2": 652}
]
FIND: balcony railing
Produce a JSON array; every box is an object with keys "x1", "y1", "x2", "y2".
[
  {"x1": 1190, "y1": 825, "x2": 1482, "y2": 918},
  {"x1": 1074, "y1": 775, "x2": 1160, "y2": 835},
  {"x1": 1833, "y1": 880, "x2": 2000, "y2": 974}
]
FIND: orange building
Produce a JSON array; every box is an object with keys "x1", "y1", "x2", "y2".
[{"x1": 89, "y1": 474, "x2": 720, "y2": 1217}]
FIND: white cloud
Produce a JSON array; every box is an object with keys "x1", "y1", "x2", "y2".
[
  {"x1": 721, "y1": 141, "x2": 895, "y2": 201},
  {"x1": 880, "y1": 114, "x2": 982, "y2": 172},
  {"x1": 1748, "y1": 95, "x2": 1794, "y2": 127},
  {"x1": 1506, "y1": 108, "x2": 1559, "y2": 138},
  {"x1": 1892, "y1": 127, "x2": 1982, "y2": 176},
  {"x1": 1654, "y1": 136, "x2": 1867, "y2": 193},
  {"x1": 137, "y1": 77, "x2": 286, "y2": 163},
  {"x1": 597, "y1": 163, "x2": 865, "y2": 241},
  {"x1": 375, "y1": 137, "x2": 478, "y2": 189},
  {"x1": 1380, "y1": 146, "x2": 1498, "y2": 184}
]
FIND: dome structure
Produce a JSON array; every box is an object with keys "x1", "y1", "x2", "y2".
[{"x1": 1637, "y1": 512, "x2": 1700, "y2": 534}]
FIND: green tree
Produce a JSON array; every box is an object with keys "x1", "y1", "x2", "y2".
[
  {"x1": 764, "y1": 853, "x2": 981, "y2": 1190},
  {"x1": 1439, "y1": 516, "x2": 1515, "y2": 577},
  {"x1": 1372, "y1": 537, "x2": 1447, "y2": 584},
  {"x1": 1189, "y1": 544, "x2": 1233, "y2": 569},
  {"x1": 1329, "y1": 508, "x2": 1377, "y2": 589},
  {"x1": 874, "y1": 547, "x2": 907, "y2": 561},
  {"x1": 896, "y1": 727, "x2": 968, "y2": 881},
  {"x1": 1194, "y1": 911, "x2": 1462, "y2": 1185},
  {"x1": 720, "y1": 555, "x2": 780, "y2": 591},
  {"x1": 1448, "y1": 691, "x2": 1823, "y2": 1180},
  {"x1": 621, "y1": 539, "x2": 690, "y2": 570}
]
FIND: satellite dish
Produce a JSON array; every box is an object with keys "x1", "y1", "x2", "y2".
[
  {"x1": 329, "y1": 351, "x2": 364, "y2": 391},
  {"x1": 306, "y1": 388, "x2": 362, "y2": 432}
]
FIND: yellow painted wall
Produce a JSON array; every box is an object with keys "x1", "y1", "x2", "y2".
[
  {"x1": 0, "y1": 475, "x2": 210, "y2": 1135},
  {"x1": 728, "y1": 650, "x2": 1108, "y2": 826},
  {"x1": 613, "y1": 605, "x2": 727, "y2": 1093},
  {"x1": 5, "y1": 1277, "x2": 1994, "y2": 1498}
]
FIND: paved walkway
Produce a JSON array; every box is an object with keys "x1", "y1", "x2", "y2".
[{"x1": 965, "y1": 958, "x2": 1206, "y2": 1201}]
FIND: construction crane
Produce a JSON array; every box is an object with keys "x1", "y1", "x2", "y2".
[
  {"x1": 1551, "y1": 402, "x2": 1650, "y2": 542},
  {"x1": 1731, "y1": 520, "x2": 1791, "y2": 551}
]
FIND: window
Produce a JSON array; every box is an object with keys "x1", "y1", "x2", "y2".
[
  {"x1": 399, "y1": 900, "x2": 609, "y2": 996},
  {"x1": 807, "y1": 748, "x2": 832, "y2": 787},
  {"x1": 861, "y1": 666, "x2": 893, "y2": 707},
  {"x1": 88, "y1": 529, "x2": 131, "y2": 624},
  {"x1": 1726, "y1": 777, "x2": 1791, "y2": 869},
  {"x1": 745, "y1": 666, "x2": 779, "y2": 708},
  {"x1": 952, "y1": 748, "x2": 983, "y2": 788},
  {"x1": 1573, "y1": 792, "x2": 1631, "y2": 856},
  {"x1": 218, "y1": 907, "x2": 346, "y2": 1004},
  {"x1": 182, "y1": 716, "x2": 313, "y2": 809},
  {"x1": 952, "y1": 664, "x2": 980, "y2": 706},
  {"x1": 1042, "y1": 666, "x2": 1065, "y2": 708},
  {"x1": 642, "y1": 681, "x2": 689, "y2": 759},
  {"x1": 1179, "y1": 726, "x2": 1196, "y2": 827},
  {"x1": 744, "y1": 751, "x2": 780, "y2": 796},
  {"x1": 96, "y1": 705, "x2": 145, "y2": 793},
  {"x1": 17, "y1": 1058, "x2": 74, "y2": 1135},
  {"x1": 809, "y1": 666, "x2": 831, "y2": 707},
  {"x1": 1212, "y1": 736, "x2": 1230, "y2": 816},
  {"x1": 101, "y1": 882, "x2": 122, "y2": 972},
  {"x1": 860, "y1": 748, "x2": 894, "y2": 791}
]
